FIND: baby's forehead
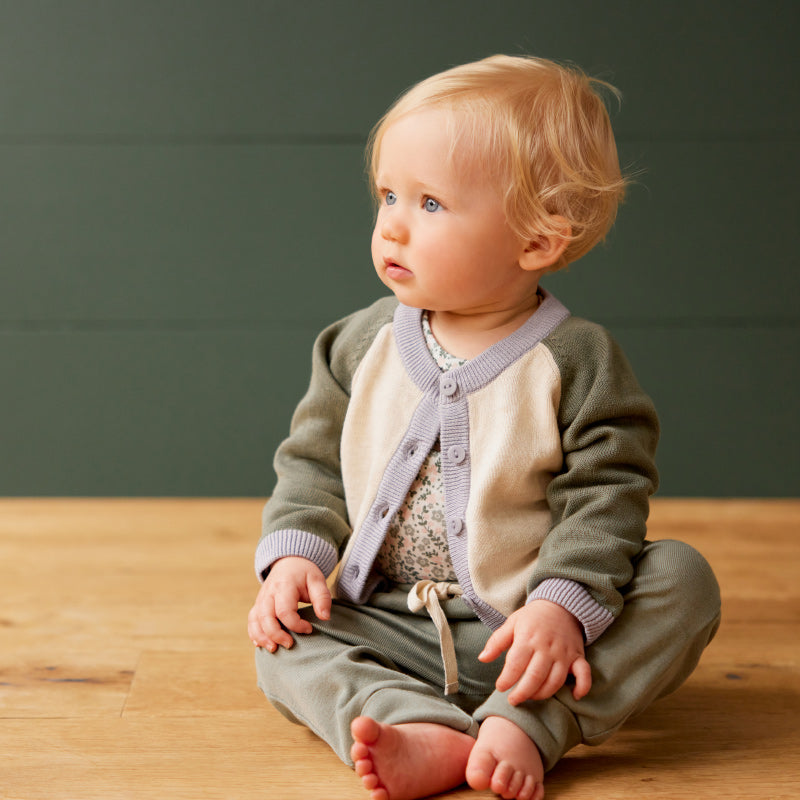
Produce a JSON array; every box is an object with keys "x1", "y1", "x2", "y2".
[
  {"x1": 370, "y1": 106, "x2": 506, "y2": 203},
  {"x1": 391, "y1": 107, "x2": 495, "y2": 164}
]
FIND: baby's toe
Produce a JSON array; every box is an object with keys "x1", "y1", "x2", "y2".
[
  {"x1": 505, "y1": 769, "x2": 526, "y2": 798},
  {"x1": 465, "y1": 746, "x2": 498, "y2": 791},
  {"x1": 490, "y1": 760, "x2": 516, "y2": 795}
]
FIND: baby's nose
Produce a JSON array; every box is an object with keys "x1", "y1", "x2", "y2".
[{"x1": 381, "y1": 214, "x2": 409, "y2": 243}]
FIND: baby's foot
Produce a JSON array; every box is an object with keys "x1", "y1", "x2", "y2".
[
  {"x1": 465, "y1": 715, "x2": 544, "y2": 800},
  {"x1": 350, "y1": 715, "x2": 474, "y2": 800}
]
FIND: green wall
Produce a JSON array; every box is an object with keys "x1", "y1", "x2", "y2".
[{"x1": 1, "y1": 1, "x2": 798, "y2": 496}]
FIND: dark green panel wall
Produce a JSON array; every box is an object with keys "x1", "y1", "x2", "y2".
[{"x1": 1, "y1": 1, "x2": 797, "y2": 496}]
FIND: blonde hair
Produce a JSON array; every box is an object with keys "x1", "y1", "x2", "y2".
[{"x1": 367, "y1": 55, "x2": 627, "y2": 268}]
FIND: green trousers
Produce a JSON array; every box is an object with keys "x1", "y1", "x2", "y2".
[{"x1": 255, "y1": 539, "x2": 721, "y2": 771}]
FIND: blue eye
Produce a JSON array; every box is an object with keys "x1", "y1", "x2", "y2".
[
  {"x1": 424, "y1": 197, "x2": 441, "y2": 213},
  {"x1": 385, "y1": 191, "x2": 397, "y2": 206}
]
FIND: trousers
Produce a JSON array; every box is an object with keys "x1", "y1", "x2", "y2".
[{"x1": 255, "y1": 539, "x2": 721, "y2": 771}]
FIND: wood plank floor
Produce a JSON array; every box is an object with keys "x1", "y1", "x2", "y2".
[{"x1": 1, "y1": 498, "x2": 798, "y2": 799}]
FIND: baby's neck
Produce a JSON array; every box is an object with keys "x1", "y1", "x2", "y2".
[{"x1": 428, "y1": 294, "x2": 542, "y2": 360}]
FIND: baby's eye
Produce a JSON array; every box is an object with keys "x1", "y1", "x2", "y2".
[
  {"x1": 385, "y1": 191, "x2": 397, "y2": 206},
  {"x1": 423, "y1": 197, "x2": 441, "y2": 213}
]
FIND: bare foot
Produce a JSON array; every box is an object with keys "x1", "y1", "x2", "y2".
[
  {"x1": 465, "y1": 715, "x2": 544, "y2": 800},
  {"x1": 350, "y1": 716, "x2": 474, "y2": 800}
]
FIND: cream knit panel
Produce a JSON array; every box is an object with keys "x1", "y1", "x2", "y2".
[
  {"x1": 465, "y1": 343, "x2": 563, "y2": 617},
  {"x1": 339, "y1": 323, "x2": 424, "y2": 566}
]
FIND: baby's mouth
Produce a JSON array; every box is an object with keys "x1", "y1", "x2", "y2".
[{"x1": 385, "y1": 260, "x2": 413, "y2": 279}]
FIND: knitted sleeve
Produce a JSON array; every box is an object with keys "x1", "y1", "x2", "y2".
[
  {"x1": 255, "y1": 297, "x2": 398, "y2": 581},
  {"x1": 526, "y1": 317, "x2": 660, "y2": 619}
]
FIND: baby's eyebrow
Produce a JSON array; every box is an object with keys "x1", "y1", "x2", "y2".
[{"x1": 374, "y1": 175, "x2": 453, "y2": 203}]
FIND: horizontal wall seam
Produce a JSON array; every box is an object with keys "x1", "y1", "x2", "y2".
[
  {"x1": 0, "y1": 133, "x2": 799, "y2": 147},
  {"x1": 0, "y1": 317, "x2": 797, "y2": 334},
  {"x1": 0, "y1": 134, "x2": 366, "y2": 147}
]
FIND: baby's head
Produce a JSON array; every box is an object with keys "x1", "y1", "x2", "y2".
[{"x1": 367, "y1": 55, "x2": 626, "y2": 269}]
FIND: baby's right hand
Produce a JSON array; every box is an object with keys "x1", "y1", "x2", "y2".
[{"x1": 247, "y1": 556, "x2": 331, "y2": 652}]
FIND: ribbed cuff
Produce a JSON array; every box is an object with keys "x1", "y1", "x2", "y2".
[
  {"x1": 254, "y1": 529, "x2": 339, "y2": 582},
  {"x1": 527, "y1": 578, "x2": 614, "y2": 644}
]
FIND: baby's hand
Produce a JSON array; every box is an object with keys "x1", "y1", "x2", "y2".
[
  {"x1": 247, "y1": 556, "x2": 331, "y2": 653},
  {"x1": 478, "y1": 599, "x2": 592, "y2": 705}
]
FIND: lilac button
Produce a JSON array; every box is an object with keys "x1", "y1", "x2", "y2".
[
  {"x1": 447, "y1": 517, "x2": 464, "y2": 536},
  {"x1": 447, "y1": 445, "x2": 467, "y2": 465},
  {"x1": 441, "y1": 376, "x2": 458, "y2": 397}
]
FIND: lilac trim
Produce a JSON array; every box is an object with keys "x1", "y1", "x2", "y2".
[
  {"x1": 438, "y1": 374, "x2": 505, "y2": 630},
  {"x1": 393, "y1": 290, "x2": 570, "y2": 397},
  {"x1": 336, "y1": 394, "x2": 441, "y2": 603},
  {"x1": 254, "y1": 529, "x2": 339, "y2": 582},
  {"x1": 392, "y1": 307, "x2": 441, "y2": 395},
  {"x1": 528, "y1": 578, "x2": 614, "y2": 644}
]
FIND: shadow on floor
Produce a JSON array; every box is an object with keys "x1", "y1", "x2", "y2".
[{"x1": 547, "y1": 671, "x2": 798, "y2": 794}]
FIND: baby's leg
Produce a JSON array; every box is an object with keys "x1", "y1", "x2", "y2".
[
  {"x1": 255, "y1": 597, "x2": 477, "y2": 766},
  {"x1": 350, "y1": 716, "x2": 474, "y2": 800},
  {"x1": 474, "y1": 539, "x2": 721, "y2": 772}
]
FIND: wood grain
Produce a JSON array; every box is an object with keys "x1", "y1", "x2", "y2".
[{"x1": 1, "y1": 498, "x2": 798, "y2": 799}]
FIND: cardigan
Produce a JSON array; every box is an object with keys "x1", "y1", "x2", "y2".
[{"x1": 255, "y1": 291, "x2": 659, "y2": 642}]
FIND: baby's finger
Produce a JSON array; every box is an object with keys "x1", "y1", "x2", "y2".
[
  {"x1": 512, "y1": 660, "x2": 568, "y2": 705},
  {"x1": 571, "y1": 657, "x2": 592, "y2": 700},
  {"x1": 478, "y1": 623, "x2": 514, "y2": 663},
  {"x1": 494, "y1": 640, "x2": 536, "y2": 693},
  {"x1": 503, "y1": 651, "x2": 551, "y2": 704},
  {"x1": 247, "y1": 610, "x2": 281, "y2": 651},
  {"x1": 274, "y1": 593, "x2": 313, "y2": 635},
  {"x1": 251, "y1": 596, "x2": 296, "y2": 648},
  {"x1": 248, "y1": 622, "x2": 278, "y2": 652},
  {"x1": 247, "y1": 616, "x2": 265, "y2": 646},
  {"x1": 306, "y1": 573, "x2": 332, "y2": 621},
  {"x1": 261, "y1": 625, "x2": 294, "y2": 650}
]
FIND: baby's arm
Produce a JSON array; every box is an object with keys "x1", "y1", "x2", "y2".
[
  {"x1": 478, "y1": 599, "x2": 592, "y2": 705},
  {"x1": 247, "y1": 556, "x2": 331, "y2": 652},
  {"x1": 529, "y1": 321, "x2": 660, "y2": 623}
]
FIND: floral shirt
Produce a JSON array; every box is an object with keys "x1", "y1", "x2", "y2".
[{"x1": 375, "y1": 312, "x2": 466, "y2": 584}]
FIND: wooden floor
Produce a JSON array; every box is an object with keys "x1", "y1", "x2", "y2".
[{"x1": 1, "y1": 499, "x2": 798, "y2": 799}]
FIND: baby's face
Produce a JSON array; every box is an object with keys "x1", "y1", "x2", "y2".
[{"x1": 371, "y1": 109, "x2": 534, "y2": 316}]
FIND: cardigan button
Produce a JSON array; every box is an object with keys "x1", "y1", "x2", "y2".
[
  {"x1": 447, "y1": 445, "x2": 467, "y2": 465},
  {"x1": 447, "y1": 517, "x2": 464, "y2": 536},
  {"x1": 441, "y1": 376, "x2": 458, "y2": 397}
]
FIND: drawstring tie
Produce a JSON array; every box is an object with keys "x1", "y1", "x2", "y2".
[{"x1": 407, "y1": 580, "x2": 463, "y2": 695}]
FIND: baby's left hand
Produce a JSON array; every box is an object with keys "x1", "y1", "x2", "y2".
[{"x1": 478, "y1": 599, "x2": 592, "y2": 705}]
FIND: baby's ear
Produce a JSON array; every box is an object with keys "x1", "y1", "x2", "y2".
[{"x1": 519, "y1": 216, "x2": 571, "y2": 272}]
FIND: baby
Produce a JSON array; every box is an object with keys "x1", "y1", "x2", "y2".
[{"x1": 248, "y1": 55, "x2": 721, "y2": 800}]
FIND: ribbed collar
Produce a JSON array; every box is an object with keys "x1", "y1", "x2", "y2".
[{"x1": 393, "y1": 289, "x2": 570, "y2": 396}]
